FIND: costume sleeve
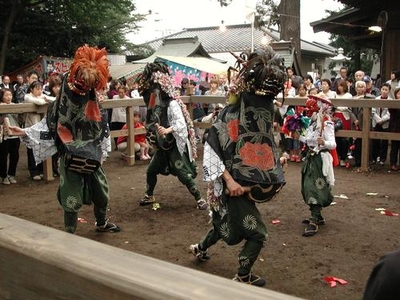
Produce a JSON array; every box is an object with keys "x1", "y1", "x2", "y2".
[
  {"x1": 203, "y1": 142, "x2": 225, "y2": 181},
  {"x1": 24, "y1": 93, "x2": 47, "y2": 105},
  {"x1": 203, "y1": 142, "x2": 225, "y2": 196},
  {"x1": 201, "y1": 113, "x2": 214, "y2": 123},
  {"x1": 101, "y1": 135, "x2": 111, "y2": 155},
  {"x1": 321, "y1": 121, "x2": 336, "y2": 150},
  {"x1": 20, "y1": 117, "x2": 57, "y2": 163},
  {"x1": 168, "y1": 100, "x2": 187, "y2": 136},
  {"x1": 168, "y1": 100, "x2": 188, "y2": 156}
]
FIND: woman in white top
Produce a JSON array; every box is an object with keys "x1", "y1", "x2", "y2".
[
  {"x1": 333, "y1": 78, "x2": 355, "y2": 166},
  {"x1": 23, "y1": 81, "x2": 54, "y2": 180},
  {"x1": 111, "y1": 86, "x2": 128, "y2": 149},
  {"x1": 320, "y1": 78, "x2": 336, "y2": 99}
]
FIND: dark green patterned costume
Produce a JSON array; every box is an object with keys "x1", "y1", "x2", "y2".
[
  {"x1": 192, "y1": 48, "x2": 287, "y2": 285},
  {"x1": 137, "y1": 62, "x2": 205, "y2": 209}
]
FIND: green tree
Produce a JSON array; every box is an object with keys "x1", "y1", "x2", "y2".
[{"x1": 0, "y1": 0, "x2": 145, "y2": 74}]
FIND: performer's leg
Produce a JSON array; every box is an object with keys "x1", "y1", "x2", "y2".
[
  {"x1": 303, "y1": 204, "x2": 322, "y2": 237},
  {"x1": 199, "y1": 226, "x2": 221, "y2": 250},
  {"x1": 140, "y1": 151, "x2": 163, "y2": 206},
  {"x1": 64, "y1": 211, "x2": 78, "y2": 233},
  {"x1": 237, "y1": 239, "x2": 264, "y2": 275},
  {"x1": 169, "y1": 148, "x2": 202, "y2": 202},
  {"x1": 89, "y1": 167, "x2": 109, "y2": 226},
  {"x1": 144, "y1": 151, "x2": 162, "y2": 196},
  {"x1": 310, "y1": 204, "x2": 323, "y2": 222},
  {"x1": 190, "y1": 213, "x2": 222, "y2": 261},
  {"x1": 58, "y1": 157, "x2": 84, "y2": 233},
  {"x1": 228, "y1": 197, "x2": 267, "y2": 286}
]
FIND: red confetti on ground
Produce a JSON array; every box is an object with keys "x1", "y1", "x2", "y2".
[
  {"x1": 323, "y1": 276, "x2": 348, "y2": 287},
  {"x1": 381, "y1": 210, "x2": 399, "y2": 217},
  {"x1": 271, "y1": 219, "x2": 281, "y2": 224},
  {"x1": 78, "y1": 218, "x2": 88, "y2": 223}
]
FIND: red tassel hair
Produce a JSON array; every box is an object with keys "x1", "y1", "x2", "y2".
[{"x1": 68, "y1": 44, "x2": 109, "y2": 92}]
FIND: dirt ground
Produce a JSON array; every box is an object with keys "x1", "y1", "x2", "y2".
[{"x1": 1, "y1": 145, "x2": 400, "y2": 300}]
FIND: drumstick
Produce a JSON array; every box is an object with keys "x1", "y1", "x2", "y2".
[{"x1": 155, "y1": 123, "x2": 166, "y2": 139}]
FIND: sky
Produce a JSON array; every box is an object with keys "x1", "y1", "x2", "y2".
[{"x1": 128, "y1": 0, "x2": 344, "y2": 44}]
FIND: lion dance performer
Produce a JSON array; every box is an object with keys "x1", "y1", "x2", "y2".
[
  {"x1": 189, "y1": 47, "x2": 287, "y2": 287},
  {"x1": 11, "y1": 45, "x2": 120, "y2": 234},
  {"x1": 299, "y1": 94, "x2": 336, "y2": 237},
  {"x1": 137, "y1": 61, "x2": 207, "y2": 210}
]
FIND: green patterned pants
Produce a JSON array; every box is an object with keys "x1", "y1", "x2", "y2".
[
  {"x1": 57, "y1": 156, "x2": 109, "y2": 233},
  {"x1": 145, "y1": 145, "x2": 201, "y2": 202},
  {"x1": 301, "y1": 151, "x2": 333, "y2": 222},
  {"x1": 199, "y1": 195, "x2": 267, "y2": 275}
]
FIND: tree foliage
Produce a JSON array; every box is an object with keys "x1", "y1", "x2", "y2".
[{"x1": 0, "y1": 0, "x2": 145, "y2": 74}]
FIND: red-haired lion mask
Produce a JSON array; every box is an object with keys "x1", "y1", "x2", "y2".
[{"x1": 68, "y1": 45, "x2": 109, "y2": 94}]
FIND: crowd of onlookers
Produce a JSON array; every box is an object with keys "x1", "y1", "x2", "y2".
[
  {"x1": 1, "y1": 66, "x2": 399, "y2": 185},
  {"x1": 0, "y1": 72, "x2": 228, "y2": 185},
  {"x1": 275, "y1": 66, "x2": 400, "y2": 172}
]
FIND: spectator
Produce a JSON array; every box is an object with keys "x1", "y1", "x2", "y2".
[
  {"x1": 0, "y1": 88, "x2": 22, "y2": 185},
  {"x1": 334, "y1": 79, "x2": 355, "y2": 167},
  {"x1": 24, "y1": 81, "x2": 54, "y2": 180},
  {"x1": 111, "y1": 86, "x2": 128, "y2": 150},
  {"x1": 386, "y1": 69, "x2": 400, "y2": 99},
  {"x1": 217, "y1": 74, "x2": 228, "y2": 94},
  {"x1": 179, "y1": 78, "x2": 190, "y2": 96},
  {"x1": 331, "y1": 66, "x2": 348, "y2": 91},
  {"x1": 320, "y1": 78, "x2": 336, "y2": 99},
  {"x1": 286, "y1": 67, "x2": 303, "y2": 91},
  {"x1": 303, "y1": 74, "x2": 315, "y2": 94},
  {"x1": 371, "y1": 83, "x2": 391, "y2": 165},
  {"x1": 15, "y1": 71, "x2": 39, "y2": 103},
  {"x1": 0, "y1": 75, "x2": 11, "y2": 90},
  {"x1": 117, "y1": 111, "x2": 151, "y2": 160},
  {"x1": 12, "y1": 74, "x2": 24, "y2": 99},
  {"x1": 352, "y1": 81, "x2": 374, "y2": 170},
  {"x1": 388, "y1": 87, "x2": 400, "y2": 171},
  {"x1": 363, "y1": 76, "x2": 380, "y2": 97}
]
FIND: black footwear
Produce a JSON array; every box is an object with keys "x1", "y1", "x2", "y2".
[
  {"x1": 140, "y1": 194, "x2": 155, "y2": 206},
  {"x1": 96, "y1": 222, "x2": 121, "y2": 233},
  {"x1": 189, "y1": 243, "x2": 210, "y2": 262},
  {"x1": 233, "y1": 273, "x2": 266, "y2": 287},
  {"x1": 302, "y1": 218, "x2": 325, "y2": 225},
  {"x1": 303, "y1": 222, "x2": 318, "y2": 237}
]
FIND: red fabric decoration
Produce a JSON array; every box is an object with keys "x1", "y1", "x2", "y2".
[
  {"x1": 323, "y1": 276, "x2": 348, "y2": 287},
  {"x1": 330, "y1": 149, "x2": 339, "y2": 167}
]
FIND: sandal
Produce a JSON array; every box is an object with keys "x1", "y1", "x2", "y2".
[
  {"x1": 302, "y1": 222, "x2": 318, "y2": 237},
  {"x1": 197, "y1": 198, "x2": 208, "y2": 210},
  {"x1": 233, "y1": 273, "x2": 266, "y2": 287},
  {"x1": 140, "y1": 194, "x2": 155, "y2": 206},
  {"x1": 302, "y1": 218, "x2": 325, "y2": 225},
  {"x1": 96, "y1": 222, "x2": 121, "y2": 233}
]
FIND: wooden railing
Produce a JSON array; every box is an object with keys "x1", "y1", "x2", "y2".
[
  {"x1": 0, "y1": 213, "x2": 303, "y2": 300},
  {"x1": 1, "y1": 96, "x2": 400, "y2": 180}
]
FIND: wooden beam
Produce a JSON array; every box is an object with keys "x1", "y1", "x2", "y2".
[{"x1": 0, "y1": 213, "x2": 303, "y2": 300}]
